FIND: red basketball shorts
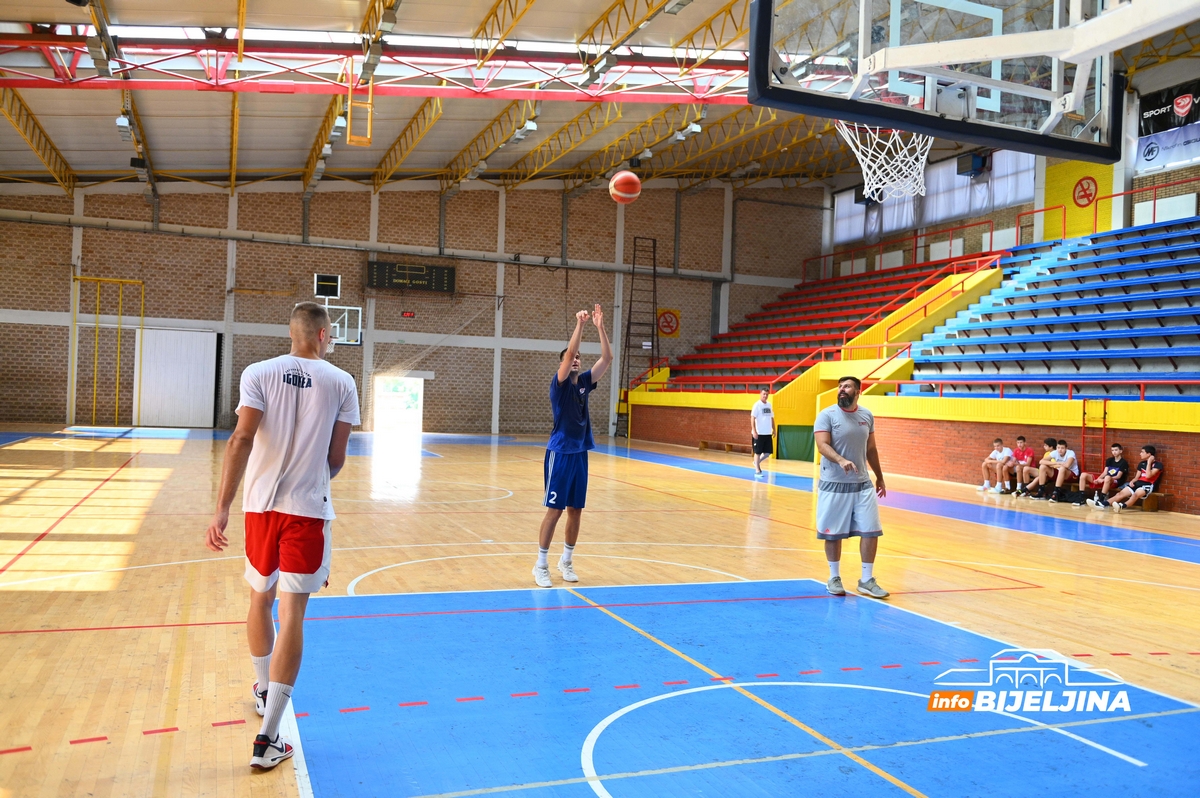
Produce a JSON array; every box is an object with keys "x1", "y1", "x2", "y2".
[{"x1": 243, "y1": 511, "x2": 332, "y2": 594}]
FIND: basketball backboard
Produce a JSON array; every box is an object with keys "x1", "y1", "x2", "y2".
[
  {"x1": 745, "y1": 0, "x2": 1199, "y2": 162},
  {"x1": 327, "y1": 305, "x2": 363, "y2": 346}
]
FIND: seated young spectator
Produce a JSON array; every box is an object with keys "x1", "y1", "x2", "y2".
[
  {"x1": 1014, "y1": 438, "x2": 1057, "y2": 498},
  {"x1": 978, "y1": 438, "x2": 1015, "y2": 494},
  {"x1": 1091, "y1": 446, "x2": 1163, "y2": 512},
  {"x1": 1024, "y1": 439, "x2": 1078, "y2": 502},
  {"x1": 1011, "y1": 436, "x2": 1035, "y2": 492},
  {"x1": 1078, "y1": 443, "x2": 1129, "y2": 503}
]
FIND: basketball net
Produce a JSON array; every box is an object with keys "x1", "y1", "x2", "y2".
[{"x1": 835, "y1": 120, "x2": 935, "y2": 202}]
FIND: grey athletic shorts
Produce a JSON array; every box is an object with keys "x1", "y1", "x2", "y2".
[{"x1": 816, "y1": 480, "x2": 883, "y2": 540}]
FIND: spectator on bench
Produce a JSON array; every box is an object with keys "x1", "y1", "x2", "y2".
[
  {"x1": 978, "y1": 438, "x2": 1015, "y2": 494},
  {"x1": 1090, "y1": 446, "x2": 1163, "y2": 513},
  {"x1": 1012, "y1": 435, "x2": 1036, "y2": 493},
  {"x1": 1079, "y1": 443, "x2": 1129, "y2": 505},
  {"x1": 1015, "y1": 438, "x2": 1057, "y2": 498},
  {"x1": 1024, "y1": 439, "x2": 1078, "y2": 502}
]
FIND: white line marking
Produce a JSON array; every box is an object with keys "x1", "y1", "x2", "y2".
[
  {"x1": 345, "y1": 554, "x2": 748, "y2": 596},
  {"x1": 279, "y1": 698, "x2": 314, "y2": 798}
]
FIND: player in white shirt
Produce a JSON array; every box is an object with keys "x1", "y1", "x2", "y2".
[
  {"x1": 750, "y1": 388, "x2": 775, "y2": 476},
  {"x1": 204, "y1": 302, "x2": 360, "y2": 771},
  {"x1": 978, "y1": 438, "x2": 1015, "y2": 494}
]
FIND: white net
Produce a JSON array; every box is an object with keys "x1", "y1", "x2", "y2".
[{"x1": 835, "y1": 120, "x2": 935, "y2": 202}]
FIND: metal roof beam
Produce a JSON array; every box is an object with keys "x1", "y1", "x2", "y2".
[
  {"x1": 473, "y1": 0, "x2": 539, "y2": 68},
  {"x1": 670, "y1": 117, "x2": 850, "y2": 190},
  {"x1": 577, "y1": 0, "x2": 673, "y2": 68},
  {"x1": 372, "y1": 95, "x2": 443, "y2": 192},
  {"x1": 0, "y1": 85, "x2": 77, "y2": 196},
  {"x1": 638, "y1": 104, "x2": 776, "y2": 180},
  {"x1": 500, "y1": 103, "x2": 622, "y2": 188},
  {"x1": 229, "y1": 93, "x2": 239, "y2": 194},
  {"x1": 441, "y1": 99, "x2": 539, "y2": 193},
  {"x1": 563, "y1": 104, "x2": 703, "y2": 192},
  {"x1": 302, "y1": 95, "x2": 346, "y2": 197},
  {"x1": 674, "y1": 0, "x2": 796, "y2": 75}
]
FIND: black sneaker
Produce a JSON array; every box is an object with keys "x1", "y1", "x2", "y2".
[
  {"x1": 250, "y1": 733, "x2": 294, "y2": 770},
  {"x1": 1013, "y1": 488, "x2": 1028, "y2": 498}
]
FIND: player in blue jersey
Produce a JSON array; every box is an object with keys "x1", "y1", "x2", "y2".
[{"x1": 534, "y1": 304, "x2": 612, "y2": 587}]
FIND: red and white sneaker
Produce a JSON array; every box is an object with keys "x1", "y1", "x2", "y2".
[
  {"x1": 252, "y1": 683, "x2": 267, "y2": 717},
  {"x1": 250, "y1": 733, "x2": 294, "y2": 770}
]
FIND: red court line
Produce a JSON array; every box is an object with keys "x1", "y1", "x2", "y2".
[
  {"x1": 663, "y1": 680, "x2": 688, "y2": 685},
  {"x1": 142, "y1": 727, "x2": 177, "y2": 736},
  {"x1": 1111, "y1": 652, "x2": 1131, "y2": 656},
  {"x1": 840, "y1": 667, "x2": 862, "y2": 672},
  {"x1": 400, "y1": 701, "x2": 429, "y2": 706},
  {"x1": 295, "y1": 713, "x2": 309, "y2": 717},
  {"x1": 1150, "y1": 652, "x2": 1170, "y2": 656},
  {"x1": 0, "y1": 619, "x2": 246, "y2": 636},
  {"x1": 920, "y1": 661, "x2": 941, "y2": 666},
  {"x1": 756, "y1": 673, "x2": 779, "y2": 678},
  {"x1": 710, "y1": 677, "x2": 733, "y2": 682},
  {"x1": 456, "y1": 696, "x2": 484, "y2": 702},
  {"x1": 339, "y1": 706, "x2": 369, "y2": 713},
  {"x1": 881, "y1": 664, "x2": 902, "y2": 669},
  {"x1": 958, "y1": 658, "x2": 979, "y2": 663},
  {"x1": 1073, "y1": 653, "x2": 1094, "y2": 657},
  {"x1": 510, "y1": 693, "x2": 537, "y2": 698},
  {"x1": 614, "y1": 684, "x2": 640, "y2": 689},
  {"x1": 211, "y1": 720, "x2": 244, "y2": 728},
  {"x1": 0, "y1": 746, "x2": 32, "y2": 755},
  {"x1": 799, "y1": 669, "x2": 821, "y2": 675},
  {"x1": 563, "y1": 688, "x2": 591, "y2": 693},
  {"x1": 891, "y1": 586, "x2": 1042, "y2": 596},
  {"x1": 0, "y1": 453, "x2": 137, "y2": 575},
  {"x1": 69, "y1": 736, "x2": 107, "y2": 744}
]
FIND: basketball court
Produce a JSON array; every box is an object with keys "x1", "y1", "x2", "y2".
[{"x1": 3, "y1": 0, "x2": 1200, "y2": 794}]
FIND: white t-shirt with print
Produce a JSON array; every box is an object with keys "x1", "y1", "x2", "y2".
[
  {"x1": 751, "y1": 400, "x2": 775, "y2": 435},
  {"x1": 237, "y1": 354, "x2": 360, "y2": 520},
  {"x1": 986, "y1": 447, "x2": 1014, "y2": 462}
]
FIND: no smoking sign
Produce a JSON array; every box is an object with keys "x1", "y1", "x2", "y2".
[{"x1": 1073, "y1": 176, "x2": 1099, "y2": 207}]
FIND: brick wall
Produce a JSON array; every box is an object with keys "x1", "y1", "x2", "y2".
[
  {"x1": 733, "y1": 187, "x2": 824, "y2": 279},
  {"x1": 629, "y1": 404, "x2": 751, "y2": 448},
  {"x1": 3, "y1": 325, "x2": 69, "y2": 423}
]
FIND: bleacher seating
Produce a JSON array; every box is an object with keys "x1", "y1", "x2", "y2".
[
  {"x1": 666, "y1": 259, "x2": 956, "y2": 390},
  {"x1": 905, "y1": 215, "x2": 1200, "y2": 400}
]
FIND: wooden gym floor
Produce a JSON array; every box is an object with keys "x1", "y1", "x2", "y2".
[{"x1": 1, "y1": 426, "x2": 1198, "y2": 797}]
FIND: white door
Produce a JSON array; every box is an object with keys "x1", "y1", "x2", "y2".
[{"x1": 133, "y1": 329, "x2": 218, "y2": 427}]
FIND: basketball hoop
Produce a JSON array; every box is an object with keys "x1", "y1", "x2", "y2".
[{"x1": 835, "y1": 120, "x2": 935, "y2": 202}]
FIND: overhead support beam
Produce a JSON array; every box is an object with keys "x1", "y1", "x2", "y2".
[
  {"x1": 674, "y1": 117, "x2": 847, "y2": 190},
  {"x1": 229, "y1": 93, "x2": 240, "y2": 193},
  {"x1": 1118, "y1": 24, "x2": 1200, "y2": 81},
  {"x1": 0, "y1": 85, "x2": 77, "y2": 197},
  {"x1": 373, "y1": 95, "x2": 443, "y2": 192},
  {"x1": 563, "y1": 104, "x2": 703, "y2": 192},
  {"x1": 473, "y1": 0, "x2": 538, "y2": 68},
  {"x1": 674, "y1": 0, "x2": 795, "y2": 75},
  {"x1": 440, "y1": 100, "x2": 540, "y2": 193},
  {"x1": 302, "y1": 95, "x2": 346, "y2": 197},
  {"x1": 123, "y1": 91, "x2": 158, "y2": 198},
  {"x1": 639, "y1": 104, "x2": 776, "y2": 180},
  {"x1": 236, "y1": 0, "x2": 247, "y2": 62},
  {"x1": 577, "y1": 0, "x2": 674, "y2": 68},
  {"x1": 500, "y1": 103, "x2": 622, "y2": 189},
  {"x1": 358, "y1": 0, "x2": 401, "y2": 84}
]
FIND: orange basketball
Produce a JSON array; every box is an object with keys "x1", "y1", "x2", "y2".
[{"x1": 609, "y1": 170, "x2": 641, "y2": 204}]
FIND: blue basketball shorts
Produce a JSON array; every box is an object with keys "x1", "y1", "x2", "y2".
[{"x1": 544, "y1": 449, "x2": 588, "y2": 510}]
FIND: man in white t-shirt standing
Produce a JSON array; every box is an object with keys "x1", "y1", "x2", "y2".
[
  {"x1": 750, "y1": 388, "x2": 775, "y2": 477},
  {"x1": 204, "y1": 302, "x2": 360, "y2": 771}
]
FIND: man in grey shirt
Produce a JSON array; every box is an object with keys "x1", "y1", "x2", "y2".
[{"x1": 813, "y1": 376, "x2": 889, "y2": 599}]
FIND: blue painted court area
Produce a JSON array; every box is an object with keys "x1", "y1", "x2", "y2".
[{"x1": 293, "y1": 580, "x2": 1198, "y2": 797}]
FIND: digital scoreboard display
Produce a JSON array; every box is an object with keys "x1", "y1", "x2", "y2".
[{"x1": 367, "y1": 262, "x2": 456, "y2": 294}]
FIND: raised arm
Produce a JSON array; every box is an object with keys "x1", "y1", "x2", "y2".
[
  {"x1": 205, "y1": 407, "x2": 263, "y2": 552},
  {"x1": 590, "y1": 303, "x2": 613, "y2": 382},
  {"x1": 557, "y1": 310, "x2": 589, "y2": 383}
]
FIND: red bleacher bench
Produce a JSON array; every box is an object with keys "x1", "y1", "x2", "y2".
[{"x1": 699, "y1": 440, "x2": 754, "y2": 455}]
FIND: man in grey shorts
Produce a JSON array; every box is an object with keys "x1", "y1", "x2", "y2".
[{"x1": 813, "y1": 376, "x2": 889, "y2": 599}]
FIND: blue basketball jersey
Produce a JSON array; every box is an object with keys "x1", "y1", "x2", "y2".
[{"x1": 547, "y1": 369, "x2": 597, "y2": 454}]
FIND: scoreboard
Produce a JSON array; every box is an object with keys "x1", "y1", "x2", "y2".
[{"x1": 367, "y1": 262, "x2": 456, "y2": 294}]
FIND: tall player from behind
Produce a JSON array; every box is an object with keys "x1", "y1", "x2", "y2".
[
  {"x1": 534, "y1": 304, "x2": 612, "y2": 587},
  {"x1": 204, "y1": 302, "x2": 359, "y2": 770}
]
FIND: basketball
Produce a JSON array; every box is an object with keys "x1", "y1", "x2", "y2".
[{"x1": 608, "y1": 170, "x2": 641, "y2": 204}]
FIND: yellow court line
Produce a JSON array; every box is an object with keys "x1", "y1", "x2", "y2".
[{"x1": 564, "y1": 586, "x2": 929, "y2": 798}]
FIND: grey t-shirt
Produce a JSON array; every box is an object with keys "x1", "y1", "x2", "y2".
[{"x1": 814, "y1": 404, "x2": 875, "y2": 485}]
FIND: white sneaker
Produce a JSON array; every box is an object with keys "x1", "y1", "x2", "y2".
[
  {"x1": 250, "y1": 733, "x2": 294, "y2": 770},
  {"x1": 533, "y1": 565, "x2": 552, "y2": 587},
  {"x1": 977, "y1": 483, "x2": 989, "y2": 491},
  {"x1": 252, "y1": 682, "x2": 267, "y2": 717},
  {"x1": 557, "y1": 558, "x2": 578, "y2": 582},
  {"x1": 989, "y1": 486, "x2": 1004, "y2": 494}
]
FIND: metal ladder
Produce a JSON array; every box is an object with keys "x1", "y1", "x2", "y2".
[
  {"x1": 615, "y1": 237, "x2": 660, "y2": 437},
  {"x1": 1080, "y1": 398, "x2": 1108, "y2": 474}
]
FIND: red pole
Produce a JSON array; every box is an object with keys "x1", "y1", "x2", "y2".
[{"x1": 1000, "y1": 383, "x2": 1005, "y2": 399}]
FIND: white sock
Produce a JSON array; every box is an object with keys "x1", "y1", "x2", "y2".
[
  {"x1": 862, "y1": 562, "x2": 874, "y2": 582},
  {"x1": 259, "y1": 682, "x2": 294, "y2": 740},
  {"x1": 536, "y1": 548, "x2": 549, "y2": 569},
  {"x1": 828, "y1": 560, "x2": 840, "y2": 578},
  {"x1": 981, "y1": 480, "x2": 990, "y2": 489},
  {"x1": 562, "y1": 543, "x2": 574, "y2": 564},
  {"x1": 251, "y1": 654, "x2": 271, "y2": 692}
]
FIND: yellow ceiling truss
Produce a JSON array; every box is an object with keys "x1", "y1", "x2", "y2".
[
  {"x1": 578, "y1": 0, "x2": 673, "y2": 67},
  {"x1": 674, "y1": 0, "x2": 796, "y2": 75},
  {"x1": 373, "y1": 96, "x2": 444, "y2": 192},
  {"x1": 0, "y1": 85, "x2": 77, "y2": 197},
  {"x1": 473, "y1": 0, "x2": 539, "y2": 68},
  {"x1": 229, "y1": 93, "x2": 240, "y2": 194},
  {"x1": 638, "y1": 104, "x2": 777, "y2": 181},
  {"x1": 441, "y1": 100, "x2": 540, "y2": 193},
  {"x1": 672, "y1": 117, "x2": 847, "y2": 191},
  {"x1": 1118, "y1": 24, "x2": 1200, "y2": 82},
  {"x1": 302, "y1": 96, "x2": 345, "y2": 191},
  {"x1": 125, "y1": 91, "x2": 156, "y2": 184},
  {"x1": 562, "y1": 104, "x2": 704, "y2": 192},
  {"x1": 500, "y1": 103, "x2": 623, "y2": 189}
]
